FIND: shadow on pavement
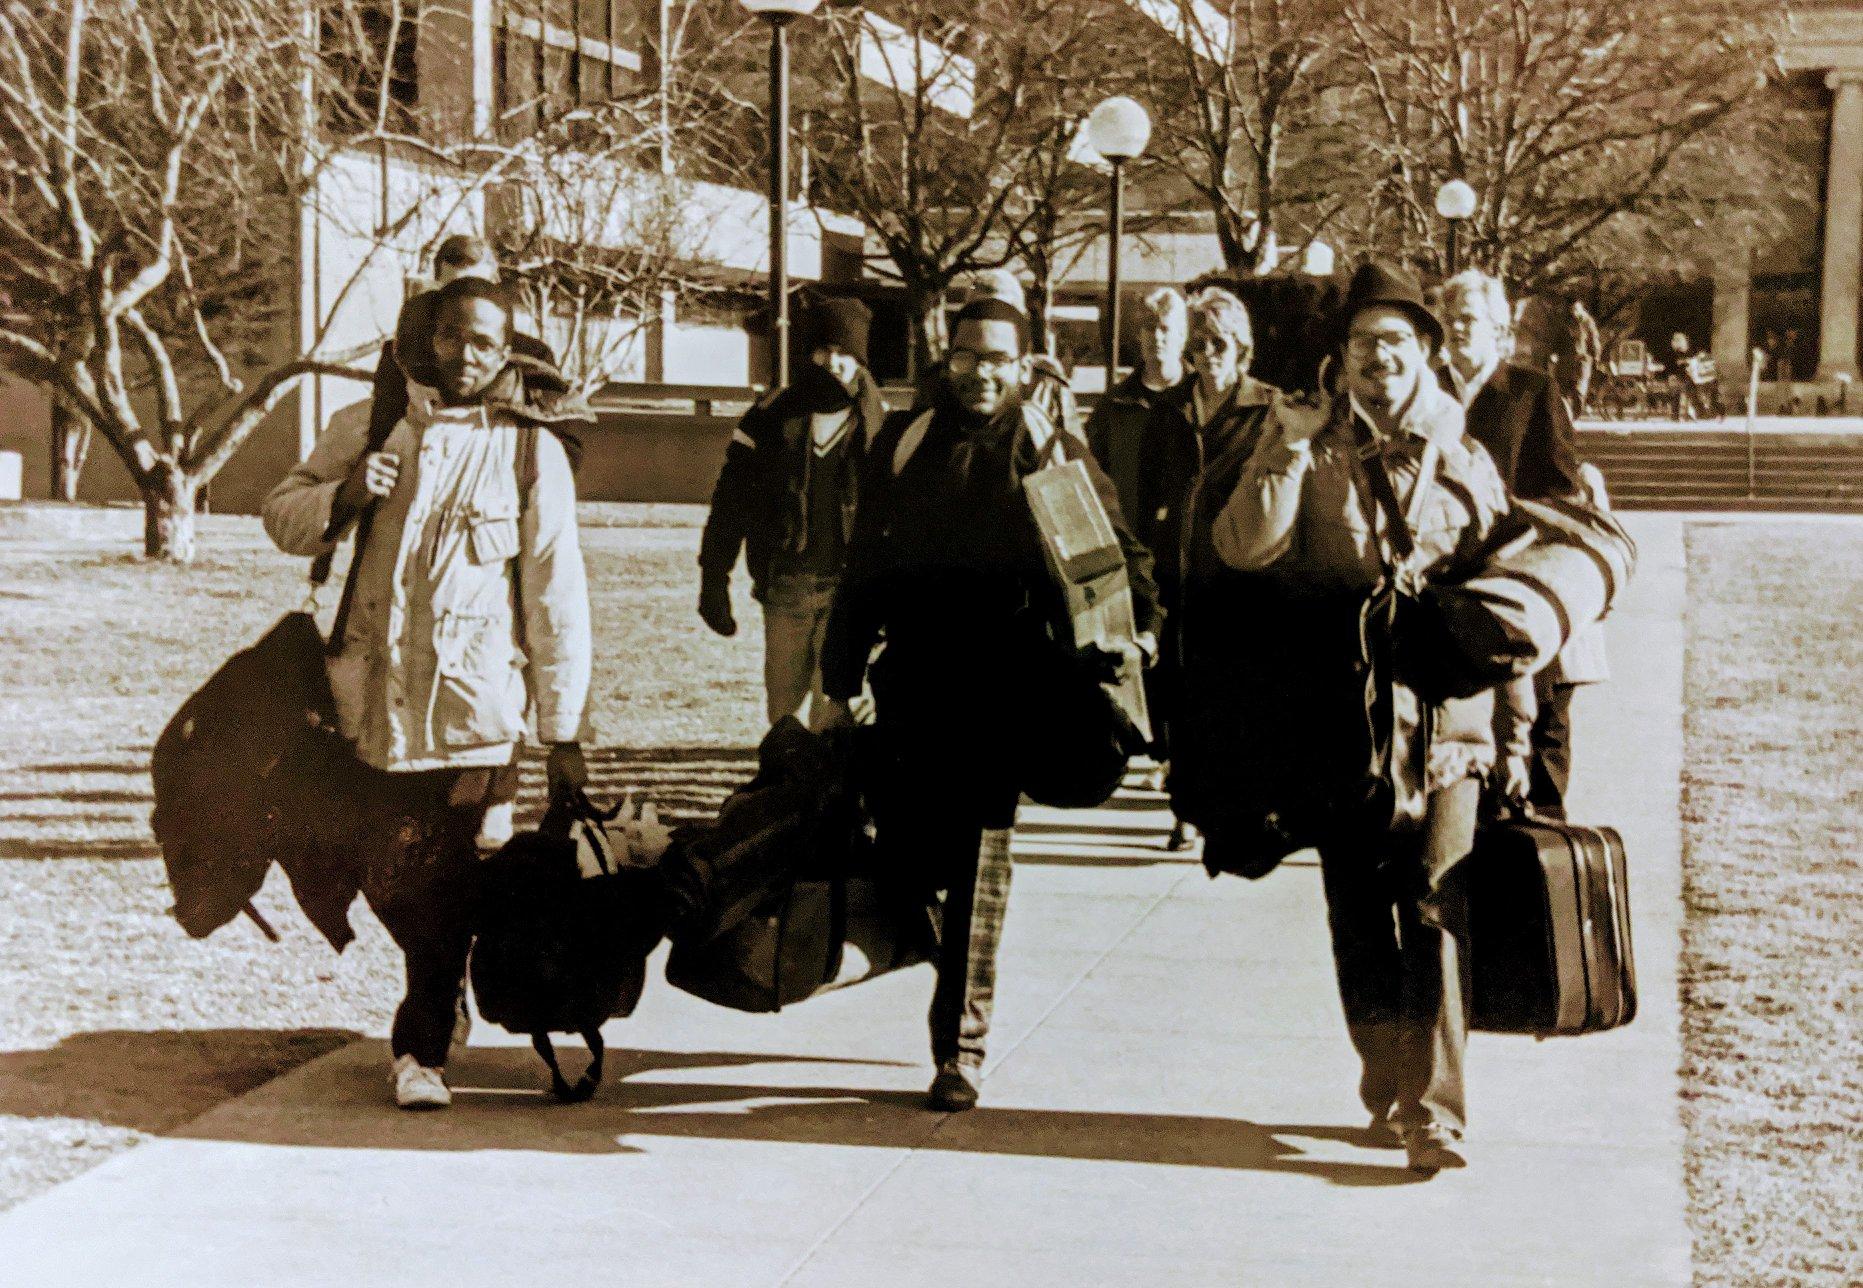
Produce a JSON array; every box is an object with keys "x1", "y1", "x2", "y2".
[
  {"x1": 0, "y1": 1028, "x2": 361, "y2": 1135},
  {"x1": 131, "y1": 1041, "x2": 1423, "y2": 1188}
]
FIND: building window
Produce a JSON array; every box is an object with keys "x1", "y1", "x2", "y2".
[{"x1": 494, "y1": 0, "x2": 645, "y2": 135}]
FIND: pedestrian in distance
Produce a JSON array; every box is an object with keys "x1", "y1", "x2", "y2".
[
  {"x1": 1132, "y1": 287, "x2": 1280, "y2": 850},
  {"x1": 1084, "y1": 286, "x2": 1188, "y2": 532},
  {"x1": 1442, "y1": 270, "x2": 1594, "y2": 819},
  {"x1": 263, "y1": 276, "x2": 594, "y2": 1112},
  {"x1": 697, "y1": 297, "x2": 887, "y2": 727},
  {"x1": 1209, "y1": 262, "x2": 1535, "y2": 1174},
  {"x1": 816, "y1": 295, "x2": 1159, "y2": 1113}
]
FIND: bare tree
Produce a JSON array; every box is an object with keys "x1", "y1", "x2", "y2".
[
  {"x1": 801, "y1": 0, "x2": 1091, "y2": 371},
  {"x1": 997, "y1": 0, "x2": 1149, "y2": 356},
  {"x1": 0, "y1": 0, "x2": 412, "y2": 559},
  {"x1": 488, "y1": 6, "x2": 748, "y2": 396},
  {"x1": 0, "y1": 0, "x2": 736, "y2": 559},
  {"x1": 1333, "y1": 0, "x2": 1794, "y2": 295},
  {"x1": 1136, "y1": 0, "x2": 1350, "y2": 274}
]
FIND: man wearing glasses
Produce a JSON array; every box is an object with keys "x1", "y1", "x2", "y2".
[{"x1": 818, "y1": 297, "x2": 1159, "y2": 1112}]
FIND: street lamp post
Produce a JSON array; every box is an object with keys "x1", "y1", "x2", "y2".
[
  {"x1": 741, "y1": 0, "x2": 821, "y2": 387},
  {"x1": 1087, "y1": 96, "x2": 1151, "y2": 386},
  {"x1": 1435, "y1": 178, "x2": 1477, "y2": 278}
]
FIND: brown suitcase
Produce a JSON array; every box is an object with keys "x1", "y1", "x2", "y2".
[{"x1": 1463, "y1": 813, "x2": 1637, "y2": 1036}]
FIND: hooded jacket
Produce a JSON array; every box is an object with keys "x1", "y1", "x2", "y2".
[{"x1": 263, "y1": 379, "x2": 592, "y2": 774}]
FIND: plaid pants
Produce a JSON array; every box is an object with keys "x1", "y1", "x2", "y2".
[{"x1": 928, "y1": 825, "x2": 1015, "y2": 1073}]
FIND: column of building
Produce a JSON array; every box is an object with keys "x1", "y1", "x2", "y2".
[{"x1": 1818, "y1": 70, "x2": 1863, "y2": 381}]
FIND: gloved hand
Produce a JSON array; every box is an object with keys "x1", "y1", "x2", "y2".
[
  {"x1": 1077, "y1": 635, "x2": 1152, "y2": 685},
  {"x1": 546, "y1": 741, "x2": 588, "y2": 806},
  {"x1": 697, "y1": 578, "x2": 738, "y2": 637}
]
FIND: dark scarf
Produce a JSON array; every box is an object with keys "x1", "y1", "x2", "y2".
[{"x1": 792, "y1": 361, "x2": 857, "y2": 415}]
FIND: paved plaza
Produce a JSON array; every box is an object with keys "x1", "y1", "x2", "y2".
[{"x1": 0, "y1": 516, "x2": 1689, "y2": 1287}]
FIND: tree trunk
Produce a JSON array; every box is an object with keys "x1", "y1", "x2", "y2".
[
  {"x1": 907, "y1": 282, "x2": 948, "y2": 378},
  {"x1": 49, "y1": 397, "x2": 90, "y2": 502},
  {"x1": 1026, "y1": 265, "x2": 1058, "y2": 358},
  {"x1": 143, "y1": 462, "x2": 198, "y2": 563}
]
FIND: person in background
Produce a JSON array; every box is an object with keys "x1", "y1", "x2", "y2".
[
  {"x1": 1527, "y1": 461, "x2": 1614, "y2": 818},
  {"x1": 1085, "y1": 287, "x2": 1189, "y2": 530},
  {"x1": 1134, "y1": 287, "x2": 1278, "y2": 850},
  {"x1": 264, "y1": 277, "x2": 592, "y2": 1111},
  {"x1": 818, "y1": 296, "x2": 1158, "y2": 1113},
  {"x1": 1441, "y1": 272, "x2": 1590, "y2": 820},
  {"x1": 1567, "y1": 299, "x2": 1602, "y2": 419},
  {"x1": 697, "y1": 298, "x2": 886, "y2": 727},
  {"x1": 1210, "y1": 262, "x2": 1533, "y2": 1175},
  {"x1": 1440, "y1": 271, "x2": 1585, "y2": 501}
]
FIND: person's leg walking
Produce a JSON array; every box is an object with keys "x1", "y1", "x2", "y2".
[
  {"x1": 1529, "y1": 677, "x2": 1576, "y2": 820},
  {"x1": 762, "y1": 586, "x2": 818, "y2": 726},
  {"x1": 1318, "y1": 842, "x2": 1404, "y2": 1125},
  {"x1": 1395, "y1": 778, "x2": 1480, "y2": 1169}
]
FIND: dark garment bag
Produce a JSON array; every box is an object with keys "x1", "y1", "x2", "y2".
[
  {"x1": 471, "y1": 799, "x2": 666, "y2": 1102},
  {"x1": 663, "y1": 859, "x2": 938, "y2": 1014},
  {"x1": 1459, "y1": 811, "x2": 1637, "y2": 1036},
  {"x1": 151, "y1": 611, "x2": 362, "y2": 946},
  {"x1": 656, "y1": 716, "x2": 855, "y2": 947}
]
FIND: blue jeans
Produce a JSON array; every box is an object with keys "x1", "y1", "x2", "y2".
[{"x1": 760, "y1": 572, "x2": 840, "y2": 726}]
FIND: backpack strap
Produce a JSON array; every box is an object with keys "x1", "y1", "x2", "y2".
[
  {"x1": 512, "y1": 422, "x2": 538, "y2": 655},
  {"x1": 1021, "y1": 401, "x2": 1063, "y2": 469},
  {"x1": 318, "y1": 406, "x2": 404, "y2": 654},
  {"x1": 532, "y1": 1029, "x2": 604, "y2": 1103},
  {"x1": 890, "y1": 409, "x2": 937, "y2": 476}
]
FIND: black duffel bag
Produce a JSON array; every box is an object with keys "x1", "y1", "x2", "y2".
[
  {"x1": 471, "y1": 793, "x2": 666, "y2": 1102},
  {"x1": 664, "y1": 832, "x2": 938, "y2": 1014},
  {"x1": 656, "y1": 716, "x2": 856, "y2": 947}
]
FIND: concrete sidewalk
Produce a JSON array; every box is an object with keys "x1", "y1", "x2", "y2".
[{"x1": 0, "y1": 517, "x2": 1691, "y2": 1288}]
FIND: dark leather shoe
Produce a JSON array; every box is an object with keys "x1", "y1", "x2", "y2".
[
  {"x1": 1403, "y1": 1123, "x2": 1467, "y2": 1173},
  {"x1": 926, "y1": 1063, "x2": 979, "y2": 1112}
]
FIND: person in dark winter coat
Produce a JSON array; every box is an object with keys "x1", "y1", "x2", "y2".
[
  {"x1": 1085, "y1": 286, "x2": 1188, "y2": 528},
  {"x1": 817, "y1": 296, "x2": 1159, "y2": 1112},
  {"x1": 1135, "y1": 287, "x2": 1280, "y2": 849},
  {"x1": 697, "y1": 298, "x2": 888, "y2": 726},
  {"x1": 1440, "y1": 271, "x2": 1584, "y2": 503},
  {"x1": 1441, "y1": 270, "x2": 1587, "y2": 814}
]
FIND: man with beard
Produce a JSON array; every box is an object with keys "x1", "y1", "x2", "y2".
[
  {"x1": 817, "y1": 296, "x2": 1159, "y2": 1111},
  {"x1": 698, "y1": 298, "x2": 886, "y2": 726},
  {"x1": 1212, "y1": 263, "x2": 1531, "y2": 1174},
  {"x1": 264, "y1": 276, "x2": 592, "y2": 1110}
]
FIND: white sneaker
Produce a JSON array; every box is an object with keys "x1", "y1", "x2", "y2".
[
  {"x1": 475, "y1": 800, "x2": 515, "y2": 852},
  {"x1": 392, "y1": 1054, "x2": 452, "y2": 1110}
]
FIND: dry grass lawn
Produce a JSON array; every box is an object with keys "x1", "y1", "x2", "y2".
[{"x1": 1680, "y1": 521, "x2": 1863, "y2": 1287}]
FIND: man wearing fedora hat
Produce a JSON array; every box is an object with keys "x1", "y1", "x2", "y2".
[
  {"x1": 698, "y1": 297, "x2": 887, "y2": 727},
  {"x1": 1210, "y1": 261, "x2": 1533, "y2": 1174}
]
